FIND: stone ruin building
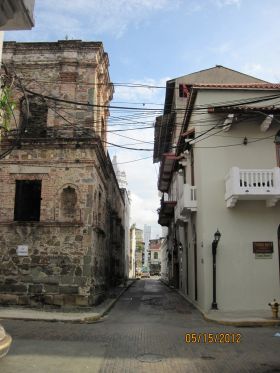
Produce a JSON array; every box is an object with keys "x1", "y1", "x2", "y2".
[{"x1": 0, "y1": 40, "x2": 126, "y2": 307}]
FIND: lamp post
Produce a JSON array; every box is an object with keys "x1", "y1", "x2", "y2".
[{"x1": 211, "y1": 229, "x2": 221, "y2": 310}]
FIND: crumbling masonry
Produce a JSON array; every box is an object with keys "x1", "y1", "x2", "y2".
[{"x1": 0, "y1": 40, "x2": 126, "y2": 307}]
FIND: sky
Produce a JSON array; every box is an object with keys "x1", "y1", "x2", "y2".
[{"x1": 4, "y1": 0, "x2": 280, "y2": 238}]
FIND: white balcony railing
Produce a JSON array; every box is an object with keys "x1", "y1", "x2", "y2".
[
  {"x1": 179, "y1": 184, "x2": 197, "y2": 216},
  {"x1": 225, "y1": 167, "x2": 280, "y2": 207}
]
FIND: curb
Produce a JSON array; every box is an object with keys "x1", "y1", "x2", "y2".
[
  {"x1": 83, "y1": 279, "x2": 136, "y2": 323},
  {"x1": 0, "y1": 280, "x2": 137, "y2": 324},
  {"x1": 203, "y1": 314, "x2": 280, "y2": 327},
  {"x1": 159, "y1": 279, "x2": 280, "y2": 327}
]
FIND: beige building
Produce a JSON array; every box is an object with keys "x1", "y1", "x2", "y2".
[
  {"x1": 155, "y1": 66, "x2": 280, "y2": 312},
  {"x1": 0, "y1": 40, "x2": 126, "y2": 307},
  {"x1": 148, "y1": 238, "x2": 161, "y2": 275},
  {"x1": 135, "y1": 226, "x2": 144, "y2": 273}
]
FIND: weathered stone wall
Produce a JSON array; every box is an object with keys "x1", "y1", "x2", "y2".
[
  {"x1": 0, "y1": 41, "x2": 125, "y2": 307},
  {"x1": 3, "y1": 40, "x2": 113, "y2": 147}
]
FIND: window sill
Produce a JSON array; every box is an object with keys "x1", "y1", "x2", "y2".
[{"x1": 0, "y1": 221, "x2": 83, "y2": 227}]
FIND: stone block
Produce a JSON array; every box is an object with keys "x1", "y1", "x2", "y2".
[
  {"x1": 75, "y1": 295, "x2": 89, "y2": 306},
  {"x1": 41, "y1": 276, "x2": 59, "y2": 285},
  {"x1": 74, "y1": 276, "x2": 88, "y2": 287},
  {"x1": 59, "y1": 285, "x2": 78, "y2": 294},
  {"x1": 18, "y1": 295, "x2": 30, "y2": 305},
  {"x1": 10, "y1": 284, "x2": 27, "y2": 293},
  {"x1": 44, "y1": 284, "x2": 59, "y2": 293},
  {"x1": 63, "y1": 295, "x2": 76, "y2": 306},
  {"x1": 61, "y1": 276, "x2": 74, "y2": 285},
  {"x1": 28, "y1": 284, "x2": 43, "y2": 294},
  {"x1": 0, "y1": 283, "x2": 26, "y2": 293},
  {"x1": 53, "y1": 295, "x2": 64, "y2": 306},
  {"x1": 0, "y1": 294, "x2": 19, "y2": 305},
  {"x1": 43, "y1": 295, "x2": 54, "y2": 305},
  {"x1": 4, "y1": 278, "x2": 17, "y2": 285},
  {"x1": 30, "y1": 294, "x2": 44, "y2": 307}
]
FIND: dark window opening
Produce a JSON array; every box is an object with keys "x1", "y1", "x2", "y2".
[
  {"x1": 14, "y1": 180, "x2": 42, "y2": 221},
  {"x1": 20, "y1": 96, "x2": 48, "y2": 137},
  {"x1": 179, "y1": 84, "x2": 190, "y2": 98},
  {"x1": 101, "y1": 117, "x2": 105, "y2": 142}
]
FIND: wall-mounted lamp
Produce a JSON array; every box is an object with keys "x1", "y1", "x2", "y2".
[{"x1": 211, "y1": 229, "x2": 221, "y2": 310}]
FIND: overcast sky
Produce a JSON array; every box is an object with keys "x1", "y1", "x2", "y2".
[{"x1": 5, "y1": 0, "x2": 280, "y2": 237}]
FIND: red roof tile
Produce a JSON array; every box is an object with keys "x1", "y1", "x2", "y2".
[{"x1": 192, "y1": 83, "x2": 280, "y2": 89}]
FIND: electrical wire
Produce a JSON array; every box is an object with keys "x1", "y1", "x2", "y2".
[{"x1": 115, "y1": 156, "x2": 152, "y2": 164}]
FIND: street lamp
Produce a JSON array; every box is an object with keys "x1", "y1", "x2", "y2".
[{"x1": 211, "y1": 229, "x2": 221, "y2": 310}]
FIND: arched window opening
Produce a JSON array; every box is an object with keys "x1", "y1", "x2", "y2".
[{"x1": 60, "y1": 186, "x2": 78, "y2": 221}]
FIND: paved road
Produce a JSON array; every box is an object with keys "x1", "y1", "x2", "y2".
[{"x1": 1, "y1": 279, "x2": 280, "y2": 372}]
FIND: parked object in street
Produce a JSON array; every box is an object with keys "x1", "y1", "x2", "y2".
[
  {"x1": 0, "y1": 325, "x2": 12, "y2": 358},
  {"x1": 141, "y1": 267, "x2": 150, "y2": 278}
]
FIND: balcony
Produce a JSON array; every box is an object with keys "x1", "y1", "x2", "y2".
[
  {"x1": 158, "y1": 194, "x2": 176, "y2": 226},
  {"x1": 180, "y1": 184, "x2": 197, "y2": 216},
  {"x1": 225, "y1": 167, "x2": 280, "y2": 207}
]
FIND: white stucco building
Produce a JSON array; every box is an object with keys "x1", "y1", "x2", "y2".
[
  {"x1": 129, "y1": 225, "x2": 136, "y2": 278},
  {"x1": 155, "y1": 66, "x2": 280, "y2": 312},
  {"x1": 112, "y1": 155, "x2": 131, "y2": 278}
]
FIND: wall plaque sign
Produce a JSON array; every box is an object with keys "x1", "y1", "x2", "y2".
[
  {"x1": 253, "y1": 242, "x2": 273, "y2": 254},
  {"x1": 17, "y1": 245, "x2": 28, "y2": 256},
  {"x1": 255, "y1": 253, "x2": 272, "y2": 259}
]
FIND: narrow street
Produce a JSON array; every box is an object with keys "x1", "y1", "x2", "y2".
[{"x1": 1, "y1": 279, "x2": 279, "y2": 373}]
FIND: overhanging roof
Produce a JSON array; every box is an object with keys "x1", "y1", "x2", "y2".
[
  {"x1": 153, "y1": 113, "x2": 175, "y2": 163},
  {"x1": 192, "y1": 83, "x2": 280, "y2": 89},
  {"x1": 0, "y1": 0, "x2": 35, "y2": 30},
  {"x1": 158, "y1": 153, "x2": 178, "y2": 192},
  {"x1": 208, "y1": 105, "x2": 280, "y2": 114}
]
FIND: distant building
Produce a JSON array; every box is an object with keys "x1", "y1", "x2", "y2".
[
  {"x1": 160, "y1": 237, "x2": 168, "y2": 282},
  {"x1": 135, "y1": 226, "x2": 144, "y2": 272},
  {"x1": 143, "y1": 224, "x2": 151, "y2": 266},
  {"x1": 112, "y1": 155, "x2": 131, "y2": 278},
  {"x1": 112, "y1": 155, "x2": 128, "y2": 189},
  {"x1": 129, "y1": 224, "x2": 136, "y2": 278},
  {"x1": 148, "y1": 238, "x2": 162, "y2": 275}
]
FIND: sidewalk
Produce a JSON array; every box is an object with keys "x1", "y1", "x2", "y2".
[
  {"x1": 161, "y1": 279, "x2": 280, "y2": 327},
  {"x1": 0, "y1": 279, "x2": 136, "y2": 323},
  {"x1": 204, "y1": 309, "x2": 280, "y2": 327}
]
